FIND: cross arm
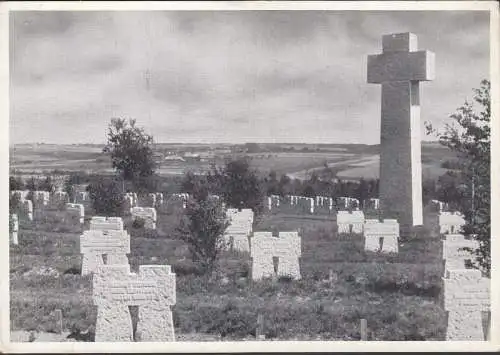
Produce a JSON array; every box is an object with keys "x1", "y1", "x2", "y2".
[{"x1": 367, "y1": 50, "x2": 435, "y2": 84}]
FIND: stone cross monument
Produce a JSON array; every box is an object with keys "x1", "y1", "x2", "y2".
[{"x1": 367, "y1": 32, "x2": 435, "y2": 228}]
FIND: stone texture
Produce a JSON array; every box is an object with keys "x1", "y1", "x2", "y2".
[
  {"x1": 10, "y1": 214, "x2": 19, "y2": 245},
  {"x1": 80, "y1": 229, "x2": 130, "y2": 275},
  {"x1": 34, "y1": 191, "x2": 50, "y2": 207},
  {"x1": 11, "y1": 190, "x2": 30, "y2": 201},
  {"x1": 251, "y1": 231, "x2": 301, "y2": 280},
  {"x1": 363, "y1": 219, "x2": 400, "y2": 253},
  {"x1": 443, "y1": 269, "x2": 489, "y2": 340},
  {"x1": 337, "y1": 211, "x2": 365, "y2": 234},
  {"x1": 365, "y1": 198, "x2": 380, "y2": 210},
  {"x1": 21, "y1": 199, "x2": 33, "y2": 221},
  {"x1": 367, "y1": 32, "x2": 434, "y2": 228},
  {"x1": 336, "y1": 197, "x2": 360, "y2": 210},
  {"x1": 251, "y1": 232, "x2": 276, "y2": 280},
  {"x1": 93, "y1": 264, "x2": 176, "y2": 342},
  {"x1": 51, "y1": 191, "x2": 69, "y2": 208},
  {"x1": 65, "y1": 203, "x2": 84, "y2": 224},
  {"x1": 75, "y1": 191, "x2": 89, "y2": 203},
  {"x1": 90, "y1": 216, "x2": 124, "y2": 231},
  {"x1": 439, "y1": 212, "x2": 466, "y2": 234},
  {"x1": 223, "y1": 208, "x2": 254, "y2": 252},
  {"x1": 131, "y1": 207, "x2": 157, "y2": 229},
  {"x1": 442, "y1": 234, "x2": 479, "y2": 275}
]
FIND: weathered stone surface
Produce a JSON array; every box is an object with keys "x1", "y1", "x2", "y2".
[
  {"x1": 11, "y1": 190, "x2": 30, "y2": 201},
  {"x1": 75, "y1": 191, "x2": 89, "y2": 203},
  {"x1": 363, "y1": 219, "x2": 400, "y2": 253},
  {"x1": 10, "y1": 214, "x2": 19, "y2": 245},
  {"x1": 367, "y1": 32, "x2": 434, "y2": 228},
  {"x1": 90, "y1": 216, "x2": 124, "y2": 231},
  {"x1": 34, "y1": 191, "x2": 50, "y2": 206},
  {"x1": 80, "y1": 229, "x2": 130, "y2": 275},
  {"x1": 251, "y1": 231, "x2": 301, "y2": 280},
  {"x1": 131, "y1": 207, "x2": 157, "y2": 229},
  {"x1": 442, "y1": 234, "x2": 479, "y2": 274},
  {"x1": 337, "y1": 211, "x2": 365, "y2": 234},
  {"x1": 251, "y1": 232, "x2": 275, "y2": 280},
  {"x1": 21, "y1": 199, "x2": 33, "y2": 221},
  {"x1": 51, "y1": 190, "x2": 69, "y2": 207},
  {"x1": 223, "y1": 208, "x2": 254, "y2": 252},
  {"x1": 93, "y1": 264, "x2": 176, "y2": 342},
  {"x1": 443, "y1": 269, "x2": 489, "y2": 340},
  {"x1": 439, "y1": 212, "x2": 466, "y2": 234},
  {"x1": 65, "y1": 203, "x2": 84, "y2": 224},
  {"x1": 336, "y1": 197, "x2": 360, "y2": 210},
  {"x1": 365, "y1": 198, "x2": 380, "y2": 210}
]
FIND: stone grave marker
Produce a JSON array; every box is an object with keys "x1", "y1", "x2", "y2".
[
  {"x1": 275, "y1": 232, "x2": 301, "y2": 279},
  {"x1": 52, "y1": 190, "x2": 69, "y2": 208},
  {"x1": 337, "y1": 211, "x2": 365, "y2": 234},
  {"x1": 442, "y1": 234, "x2": 479, "y2": 275},
  {"x1": 251, "y1": 231, "x2": 301, "y2": 281},
  {"x1": 21, "y1": 199, "x2": 33, "y2": 221},
  {"x1": 75, "y1": 191, "x2": 89, "y2": 204},
  {"x1": 439, "y1": 211, "x2": 466, "y2": 234},
  {"x1": 93, "y1": 264, "x2": 176, "y2": 342},
  {"x1": 131, "y1": 207, "x2": 157, "y2": 229},
  {"x1": 363, "y1": 219, "x2": 400, "y2": 253},
  {"x1": 365, "y1": 198, "x2": 380, "y2": 210},
  {"x1": 90, "y1": 216, "x2": 124, "y2": 231},
  {"x1": 223, "y1": 208, "x2": 254, "y2": 252},
  {"x1": 80, "y1": 229, "x2": 130, "y2": 275},
  {"x1": 10, "y1": 214, "x2": 18, "y2": 245},
  {"x1": 367, "y1": 32, "x2": 434, "y2": 228},
  {"x1": 66, "y1": 203, "x2": 84, "y2": 224},
  {"x1": 34, "y1": 190, "x2": 50, "y2": 207},
  {"x1": 443, "y1": 269, "x2": 490, "y2": 340},
  {"x1": 11, "y1": 190, "x2": 30, "y2": 201},
  {"x1": 251, "y1": 232, "x2": 275, "y2": 280}
]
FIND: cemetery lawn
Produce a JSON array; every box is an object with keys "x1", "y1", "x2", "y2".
[{"x1": 10, "y1": 207, "x2": 446, "y2": 341}]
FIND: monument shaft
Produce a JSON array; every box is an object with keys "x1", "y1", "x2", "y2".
[
  {"x1": 380, "y1": 81, "x2": 423, "y2": 226},
  {"x1": 367, "y1": 32, "x2": 434, "y2": 228}
]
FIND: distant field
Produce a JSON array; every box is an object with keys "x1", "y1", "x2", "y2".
[{"x1": 9, "y1": 142, "x2": 456, "y2": 181}]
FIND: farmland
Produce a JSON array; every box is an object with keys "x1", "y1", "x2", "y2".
[{"x1": 9, "y1": 141, "x2": 455, "y2": 181}]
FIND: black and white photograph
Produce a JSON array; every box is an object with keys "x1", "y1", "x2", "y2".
[{"x1": 2, "y1": 1, "x2": 498, "y2": 352}]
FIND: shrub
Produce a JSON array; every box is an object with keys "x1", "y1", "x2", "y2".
[{"x1": 175, "y1": 197, "x2": 230, "y2": 275}]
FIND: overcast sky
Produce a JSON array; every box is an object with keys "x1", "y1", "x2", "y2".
[{"x1": 9, "y1": 10, "x2": 490, "y2": 145}]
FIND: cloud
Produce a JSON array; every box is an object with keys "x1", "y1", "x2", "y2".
[{"x1": 9, "y1": 10, "x2": 490, "y2": 144}]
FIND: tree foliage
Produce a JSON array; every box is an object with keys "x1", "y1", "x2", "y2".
[
  {"x1": 426, "y1": 79, "x2": 490, "y2": 275},
  {"x1": 9, "y1": 176, "x2": 24, "y2": 191},
  {"x1": 214, "y1": 157, "x2": 265, "y2": 214},
  {"x1": 88, "y1": 177, "x2": 125, "y2": 217},
  {"x1": 103, "y1": 118, "x2": 157, "y2": 184},
  {"x1": 175, "y1": 196, "x2": 229, "y2": 275}
]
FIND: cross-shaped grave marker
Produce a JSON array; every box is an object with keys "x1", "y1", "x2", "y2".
[
  {"x1": 367, "y1": 33, "x2": 435, "y2": 228},
  {"x1": 93, "y1": 264, "x2": 176, "y2": 342}
]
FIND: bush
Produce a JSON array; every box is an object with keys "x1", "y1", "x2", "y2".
[{"x1": 175, "y1": 197, "x2": 230, "y2": 275}]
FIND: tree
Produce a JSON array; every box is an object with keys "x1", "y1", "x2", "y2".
[
  {"x1": 103, "y1": 118, "x2": 156, "y2": 189},
  {"x1": 175, "y1": 196, "x2": 230, "y2": 275},
  {"x1": 215, "y1": 157, "x2": 265, "y2": 214},
  {"x1": 39, "y1": 176, "x2": 54, "y2": 193},
  {"x1": 88, "y1": 177, "x2": 125, "y2": 216},
  {"x1": 425, "y1": 79, "x2": 490, "y2": 275},
  {"x1": 9, "y1": 176, "x2": 24, "y2": 191}
]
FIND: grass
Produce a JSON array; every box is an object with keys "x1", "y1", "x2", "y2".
[{"x1": 10, "y1": 203, "x2": 447, "y2": 341}]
